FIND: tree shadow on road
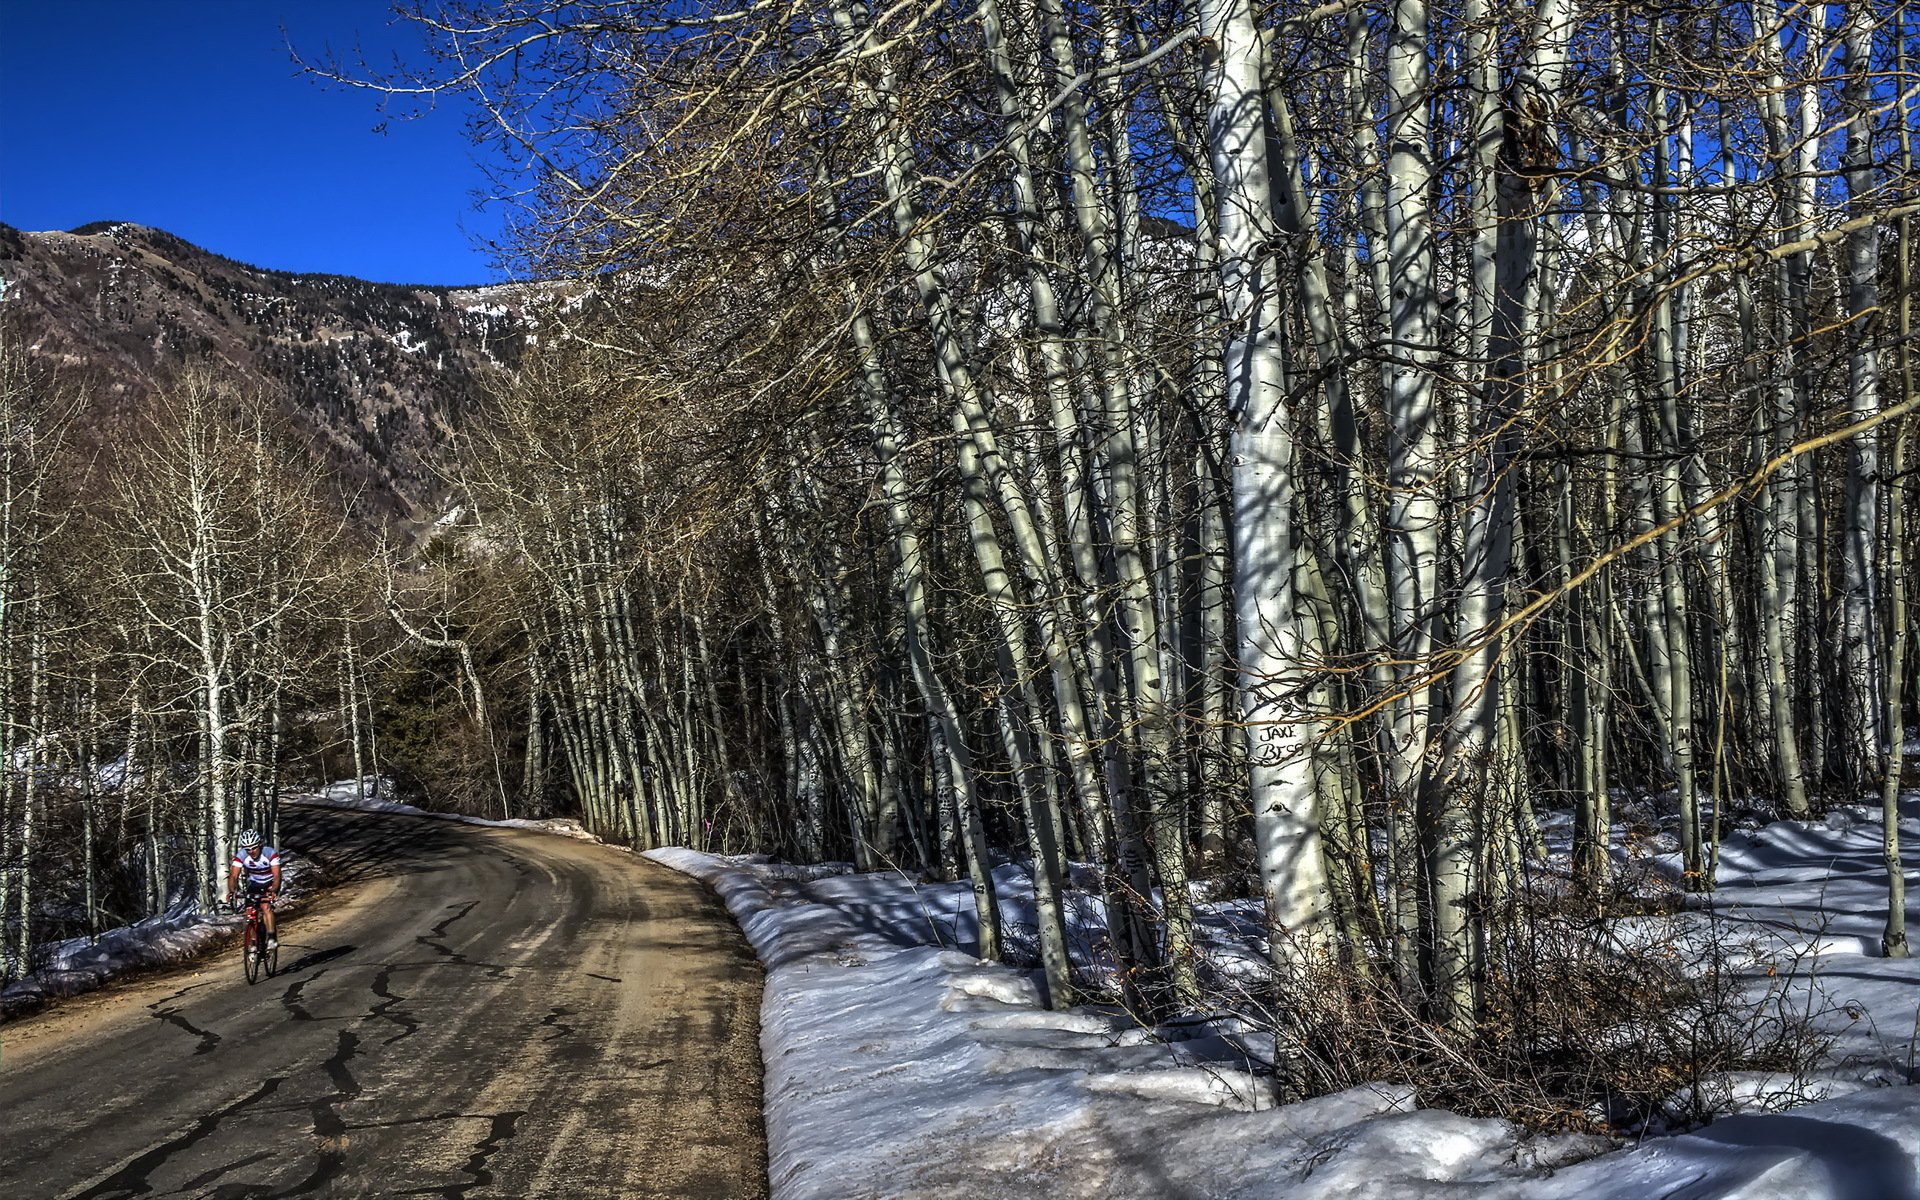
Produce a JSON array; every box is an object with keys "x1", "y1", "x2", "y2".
[{"x1": 285, "y1": 807, "x2": 471, "y2": 889}]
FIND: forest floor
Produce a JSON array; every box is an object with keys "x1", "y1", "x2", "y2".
[
  {"x1": 651, "y1": 788, "x2": 1920, "y2": 1200},
  {"x1": 0, "y1": 804, "x2": 768, "y2": 1198}
]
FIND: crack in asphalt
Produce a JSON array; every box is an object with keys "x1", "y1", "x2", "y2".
[
  {"x1": 256, "y1": 907, "x2": 479, "y2": 1193},
  {"x1": 331, "y1": 1110, "x2": 529, "y2": 1200},
  {"x1": 414, "y1": 901, "x2": 510, "y2": 979},
  {"x1": 385, "y1": 1111, "x2": 526, "y2": 1200},
  {"x1": 249, "y1": 901, "x2": 505, "y2": 1197},
  {"x1": 251, "y1": 974, "x2": 402, "y2": 1199},
  {"x1": 12, "y1": 805, "x2": 766, "y2": 1200},
  {"x1": 316, "y1": 1029, "x2": 364, "y2": 1129},
  {"x1": 538, "y1": 1005, "x2": 577, "y2": 1043},
  {"x1": 367, "y1": 965, "x2": 422, "y2": 1045},
  {"x1": 424, "y1": 901, "x2": 477, "y2": 946},
  {"x1": 278, "y1": 973, "x2": 323, "y2": 1022},
  {"x1": 146, "y1": 983, "x2": 222, "y2": 1056},
  {"x1": 63, "y1": 1076, "x2": 285, "y2": 1200},
  {"x1": 255, "y1": 1029, "x2": 366, "y2": 1199},
  {"x1": 172, "y1": 1150, "x2": 272, "y2": 1194},
  {"x1": 445, "y1": 1110, "x2": 524, "y2": 1200},
  {"x1": 202, "y1": 901, "x2": 528, "y2": 1193},
  {"x1": 492, "y1": 852, "x2": 535, "y2": 879},
  {"x1": 242, "y1": 1027, "x2": 369, "y2": 1198}
]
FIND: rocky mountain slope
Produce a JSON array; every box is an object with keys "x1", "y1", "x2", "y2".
[{"x1": 0, "y1": 221, "x2": 546, "y2": 520}]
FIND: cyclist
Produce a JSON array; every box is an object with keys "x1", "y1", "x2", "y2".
[{"x1": 228, "y1": 829, "x2": 282, "y2": 949}]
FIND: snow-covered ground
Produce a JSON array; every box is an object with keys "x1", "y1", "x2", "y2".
[
  {"x1": 649, "y1": 792, "x2": 1920, "y2": 1200},
  {"x1": 1695, "y1": 799, "x2": 1920, "y2": 1085}
]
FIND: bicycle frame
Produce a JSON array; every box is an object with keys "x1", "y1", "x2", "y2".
[{"x1": 240, "y1": 892, "x2": 277, "y2": 983}]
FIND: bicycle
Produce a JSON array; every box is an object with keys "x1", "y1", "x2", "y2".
[{"x1": 238, "y1": 891, "x2": 279, "y2": 984}]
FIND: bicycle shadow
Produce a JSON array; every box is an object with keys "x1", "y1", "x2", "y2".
[{"x1": 274, "y1": 944, "x2": 357, "y2": 976}]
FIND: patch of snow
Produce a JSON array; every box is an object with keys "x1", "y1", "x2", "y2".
[
  {"x1": 1082, "y1": 1065, "x2": 1278, "y2": 1113},
  {"x1": 1653, "y1": 1072, "x2": 1871, "y2": 1125},
  {"x1": 1524, "y1": 1087, "x2": 1920, "y2": 1200}
]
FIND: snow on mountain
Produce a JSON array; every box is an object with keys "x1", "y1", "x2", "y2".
[{"x1": 0, "y1": 221, "x2": 550, "y2": 521}]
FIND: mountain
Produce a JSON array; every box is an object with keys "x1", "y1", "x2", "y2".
[{"x1": 0, "y1": 221, "x2": 546, "y2": 522}]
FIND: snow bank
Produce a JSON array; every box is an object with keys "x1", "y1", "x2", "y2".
[
  {"x1": 2, "y1": 900, "x2": 228, "y2": 1015},
  {"x1": 648, "y1": 833, "x2": 1920, "y2": 1200},
  {"x1": 650, "y1": 848, "x2": 1547, "y2": 1199}
]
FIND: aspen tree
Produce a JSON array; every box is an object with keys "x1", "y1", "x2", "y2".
[{"x1": 1198, "y1": 0, "x2": 1331, "y2": 964}]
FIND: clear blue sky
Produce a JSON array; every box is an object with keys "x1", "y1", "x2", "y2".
[{"x1": 0, "y1": 1, "x2": 505, "y2": 285}]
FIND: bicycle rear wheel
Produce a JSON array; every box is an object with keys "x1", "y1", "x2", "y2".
[
  {"x1": 265, "y1": 934, "x2": 279, "y2": 979},
  {"x1": 243, "y1": 919, "x2": 261, "y2": 985}
]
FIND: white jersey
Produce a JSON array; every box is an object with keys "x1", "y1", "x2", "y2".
[{"x1": 233, "y1": 847, "x2": 280, "y2": 889}]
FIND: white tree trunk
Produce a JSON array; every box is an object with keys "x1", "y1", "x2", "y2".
[{"x1": 1200, "y1": 0, "x2": 1330, "y2": 961}]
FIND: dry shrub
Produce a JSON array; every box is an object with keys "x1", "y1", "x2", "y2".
[{"x1": 1217, "y1": 882, "x2": 1831, "y2": 1134}]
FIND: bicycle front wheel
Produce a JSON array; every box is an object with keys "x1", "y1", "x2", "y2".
[{"x1": 243, "y1": 920, "x2": 261, "y2": 985}]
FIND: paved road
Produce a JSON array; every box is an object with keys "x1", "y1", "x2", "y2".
[{"x1": 0, "y1": 806, "x2": 768, "y2": 1199}]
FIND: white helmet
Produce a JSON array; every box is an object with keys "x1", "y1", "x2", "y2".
[{"x1": 238, "y1": 829, "x2": 264, "y2": 851}]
